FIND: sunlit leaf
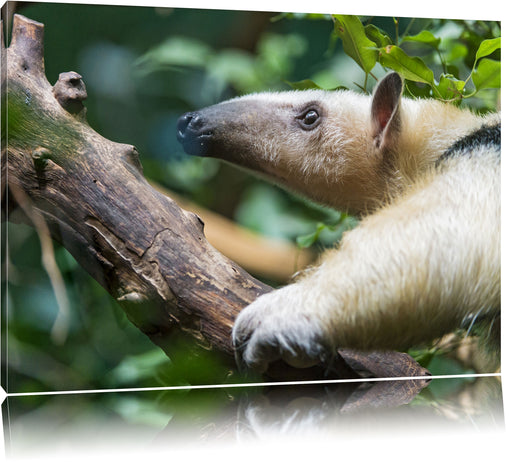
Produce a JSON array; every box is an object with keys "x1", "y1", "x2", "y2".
[
  {"x1": 436, "y1": 74, "x2": 466, "y2": 100},
  {"x1": 402, "y1": 30, "x2": 441, "y2": 49},
  {"x1": 364, "y1": 24, "x2": 392, "y2": 48},
  {"x1": 108, "y1": 349, "x2": 170, "y2": 385},
  {"x1": 378, "y1": 45, "x2": 435, "y2": 86},
  {"x1": 332, "y1": 15, "x2": 377, "y2": 73},
  {"x1": 472, "y1": 58, "x2": 501, "y2": 90},
  {"x1": 475, "y1": 37, "x2": 501, "y2": 62},
  {"x1": 235, "y1": 184, "x2": 315, "y2": 240}
]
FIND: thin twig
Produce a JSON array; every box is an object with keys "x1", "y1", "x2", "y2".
[{"x1": 8, "y1": 185, "x2": 70, "y2": 344}]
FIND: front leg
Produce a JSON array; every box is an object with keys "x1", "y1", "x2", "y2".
[
  {"x1": 232, "y1": 284, "x2": 336, "y2": 372},
  {"x1": 233, "y1": 155, "x2": 500, "y2": 372}
]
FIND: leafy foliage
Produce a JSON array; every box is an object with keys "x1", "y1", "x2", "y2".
[
  {"x1": 331, "y1": 15, "x2": 500, "y2": 104},
  {"x1": 290, "y1": 15, "x2": 500, "y2": 251}
]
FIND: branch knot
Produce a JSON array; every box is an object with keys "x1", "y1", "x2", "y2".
[
  {"x1": 53, "y1": 71, "x2": 88, "y2": 115},
  {"x1": 32, "y1": 146, "x2": 52, "y2": 169}
]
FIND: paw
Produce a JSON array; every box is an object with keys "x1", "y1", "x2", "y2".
[{"x1": 232, "y1": 286, "x2": 335, "y2": 373}]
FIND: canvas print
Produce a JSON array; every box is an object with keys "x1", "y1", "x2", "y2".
[{"x1": 0, "y1": 1, "x2": 503, "y2": 456}]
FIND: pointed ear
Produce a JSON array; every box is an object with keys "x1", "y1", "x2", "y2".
[{"x1": 371, "y1": 72, "x2": 403, "y2": 150}]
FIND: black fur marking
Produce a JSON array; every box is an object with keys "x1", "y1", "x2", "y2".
[{"x1": 436, "y1": 123, "x2": 501, "y2": 166}]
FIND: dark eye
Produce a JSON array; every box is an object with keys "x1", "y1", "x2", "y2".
[
  {"x1": 298, "y1": 107, "x2": 321, "y2": 130},
  {"x1": 304, "y1": 110, "x2": 318, "y2": 124}
]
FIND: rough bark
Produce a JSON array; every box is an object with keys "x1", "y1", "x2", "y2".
[
  {"x1": 3, "y1": 14, "x2": 271, "y2": 358},
  {"x1": 156, "y1": 186, "x2": 315, "y2": 283},
  {"x1": 2, "y1": 15, "x2": 430, "y2": 380}
]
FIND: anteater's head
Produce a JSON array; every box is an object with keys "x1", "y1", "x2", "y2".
[{"x1": 177, "y1": 73, "x2": 403, "y2": 213}]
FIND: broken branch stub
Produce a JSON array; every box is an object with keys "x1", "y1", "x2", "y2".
[
  {"x1": 8, "y1": 15, "x2": 45, "y2": 77},
  {"x1": 53, "y1": 71, "x2": 88, "y2": 116}
]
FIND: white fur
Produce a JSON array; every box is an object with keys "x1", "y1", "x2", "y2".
[{"x1": 219, "y1": 77, "x2": 500, "y2": 372}]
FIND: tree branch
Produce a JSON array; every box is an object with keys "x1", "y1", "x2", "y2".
[{"x1": 4, "y1": 14, "x2": 271, "y2": 359}]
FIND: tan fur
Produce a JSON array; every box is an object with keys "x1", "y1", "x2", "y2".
[
  {"x1": 301, "y1": 152, "x2": 499, "y2": 350},
  {"x1": 218, "y1": 90, "x2": 498, "y2": 215},
  {"x1": 177, "y1": 73, "x2": 500, "y2": 372}
]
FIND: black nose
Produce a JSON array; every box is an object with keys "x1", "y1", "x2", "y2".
[
  {"x1": 176, "y1": 112, "x2": 196, "y2": 142},
  {"x1": 176, "y1": 112, "x2": 212, "y2": 157}
]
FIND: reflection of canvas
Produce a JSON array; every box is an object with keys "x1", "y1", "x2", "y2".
[{"x1": 2, "y1": 380, "x2": 505, "y2": 457}]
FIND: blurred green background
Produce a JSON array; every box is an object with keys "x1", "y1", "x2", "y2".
[
  {"x1": 2, "y1": 2, "x2": 500, "y2": 399},
  {"x1": 2, "y1": 3, "x2": 345, "y2": 395}
]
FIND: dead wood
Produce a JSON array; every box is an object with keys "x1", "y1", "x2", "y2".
[
  {"x1": 153, "y1": 185, "x2": 316, "y2": 282},
  {"x1": 3, "y1": 14, "x2": 271, "y2": 359}
]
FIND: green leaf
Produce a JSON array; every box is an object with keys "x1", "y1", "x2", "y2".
[
  {"x1": 364, "y1": 24, "x2": 392, "y2": 48},
  {"x1": 296, "y1": 213, "x2": 358, "y2": 249},
  {"x1": 472, "y1": 58, "x2": 501, "y2": 91},
  {"x1": 136, "y1": 36, "x2": 212, "y2": 69},
  {"x1": 332, "y1": 15, "x2": 377, "y2": 73},
  {"x1": 378, "y1": 45, "x2": 435, "y2": 87},
  {"x1": 108, "y1": 349, "x2": 170, "y2": 385},
  {"x1": 436, "y1": 74, "x2": 466, "y2": 100},
  {"x1": 445, "y1": 43, "x2": 468, "y2": 63},
  {"x1": 446, "y1": 64, "x2": 461, "y2": 80},
  {"x1": 296, "y1": 231, "x2": 319, "y2": 249},
  {"x1": 285, "y1": 79, "x2": 348, "y2": 91},
  {"x1": 285, "y1": 79, "x2": 323, "y2": 90},
  {"x1": 336, "y1": 213, "x2": 359, "y2": 235},
  {"x1": 296, "y1": 223, "x2": 326, "y2": 249},
  {"x1": 271, "y1": 12, "x2": 329, "y2": 22},
  {"x1": 208, "y1": 50, "x2": 260, "y2": 92},
  {"x1": 402, "y1": 30, "x2": 441, "y2": 49},
  {"x1": 408, "y1": 348, "x2": 436, "y2": 368},
  {"x1": 475, "y1": 37, "x2": 501, "y2": 62}
]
